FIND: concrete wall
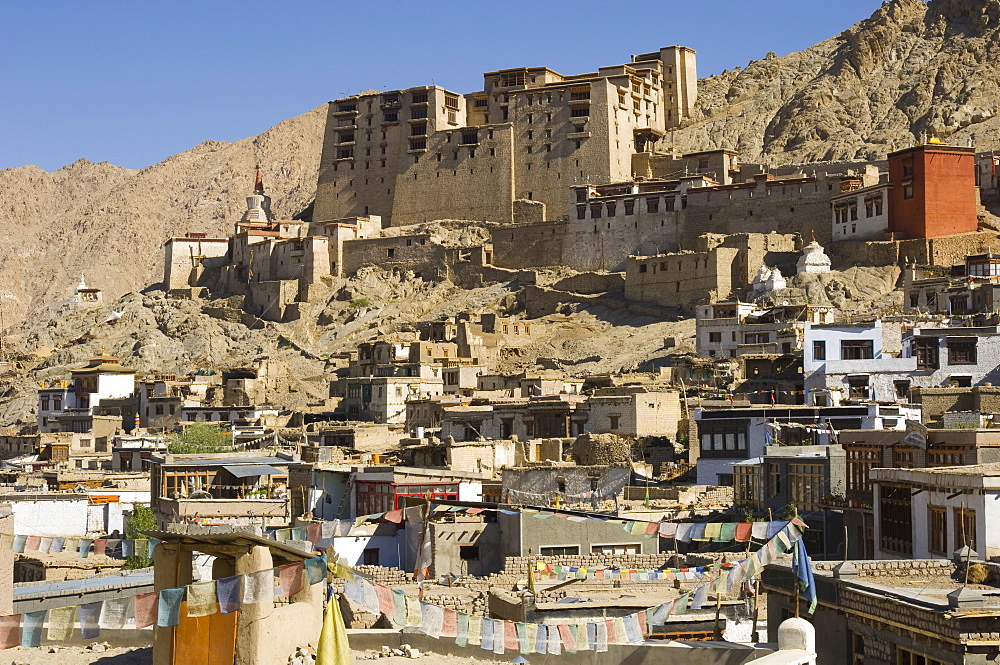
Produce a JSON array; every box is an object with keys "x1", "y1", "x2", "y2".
[
  {"x1": 912, "y1": 386, "x2": 1000, "y2": 422},
  {"x1": 429, "y1": 520, "x2": 502, "y2": 578},
  {"x1": 346, "y1": 629, "x2": 770, "y2": 665},
  {"x1": 498, "y1": 510, "x2": 658, "y2": 558},
  {"x1": 8, "y1": 497, "x2": 90, "y2": 536}
]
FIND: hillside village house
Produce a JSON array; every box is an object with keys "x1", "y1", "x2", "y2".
[
  {"x1": 696, "y1": 302, "x2": 836, "y2": 358},
  {"x1": 839, "y1": 428, "x2": 1000, "y2": 559},
  {"x1": 804, "y1": 321, "x2": 1000, "y2": 404},
  {"x1": 872, "y1": 463, "x2": 1000, "y2": 560},
  {"x1": 148, "y1": 453, "x2": 294, "y2": 529},
  {"x1": 37, "y1": 355, "x2": 136, "y2": 434},
  {"x1": 695, "y1": 403, "x2": 918, "y2": 486},
  {"x1": 905, "y1": 251, "x2": 1000, "y2": 314}
]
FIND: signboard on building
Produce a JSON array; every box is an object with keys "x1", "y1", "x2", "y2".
[{"x1": 903, "y1": 419, "x2": 928, "y2": 449}]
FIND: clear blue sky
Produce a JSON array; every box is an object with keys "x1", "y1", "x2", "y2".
[{"x1": 3, "y1": 0, "x2": 887, "y2": 172}]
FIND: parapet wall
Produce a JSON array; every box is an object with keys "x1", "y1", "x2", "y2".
[{"x1": 829, "y1": 231, "x2": 1000, "y2": 268}]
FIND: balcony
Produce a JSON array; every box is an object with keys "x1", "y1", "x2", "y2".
[
  {"x1": 332, "y1": 107, "x2": 359, "y2": 117},
  {"x1": 157, "y1": 497, "x2": 288, "y2": 527},
  {"x1": 567, "y1": 130, "x2": 591, "y2": 140}
]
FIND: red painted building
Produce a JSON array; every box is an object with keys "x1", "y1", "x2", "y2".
[
  {"x1": 355, "y1": 480, "x2": 459, "y2": 514},
  {"x1": 887, "y1": 143, "x2": 978, "y2": 239}
]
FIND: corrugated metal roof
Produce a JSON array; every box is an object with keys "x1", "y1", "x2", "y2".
[
  {"x1": 160, "y1": 457, "x2": 288, "y2": 468},
  {"x1": 140, "y1": 531, "x2": 317, "y2": 563},
  {"x1": 223, "y1": 464, "x2": 284, "y2": 478}
]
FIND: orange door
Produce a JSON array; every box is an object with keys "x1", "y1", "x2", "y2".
[{"x1": 173, "y1": 602, "x2": 237, "y2": 665}]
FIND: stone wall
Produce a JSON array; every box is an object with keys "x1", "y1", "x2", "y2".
[
  {"x1": 681, "y1": 176, "x2": 835, "y2": 246},
  {"x1": 622, "y1": 232, "x2": 799, "y2": 310},
  {"x1": 624, "y1": 247, "x2": 739, "y2": 309},
  {"x1": 342, "y1": 235, "x2": 448, "y2": 280}
]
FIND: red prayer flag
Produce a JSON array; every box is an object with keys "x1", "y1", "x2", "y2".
[
  {"x1": 278, "y1": 562, "x2": 305, "y2": 597},
  {"x1": 306, "y1": 523, "x2": 322, "y2": 543},
  {"x1": 0, "y1": 614, "x2": 19, "y2": 649},
  {"x1": 134, "y1": 592, "x2": 158, "y2": 628},
  {"x1": 557, "y1": 624, "x2": 577, "y2": 650},
  {"x1": 735, "y1": 522, "x2": 753, "y2": 542},
  {"x1": 441, "y1": 608, "x2": 458, "y2": 638},
  {"x1": 93, "y1": 539, "x2": 108, "y2": 556},
  {"x1": 605, "y1": 618, "x2": 617, "y2": 644},
  {"x1": 504, "y1": 620, "x2": 518, "y2": 650},
  {"x1": 384, "y1": 509, "x2": 404, "y2": 524}
]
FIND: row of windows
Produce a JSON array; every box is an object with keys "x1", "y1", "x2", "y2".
[
  {"x1": 576, "y1": 196, "x2": 678, "y2": 220},
  {"x1": 812, "y1": 339, "x2": 875, "y2": 361},
  {"x1": 833, "y1": 196, "x2": 883, "y2": 224},
  {"x1": 928, "y1": 505, "x2": 976, "y2": 555},
  {"x1": 912, "y1": 338, "x2": 977, "y2": 369},
  {"x1": 336, "y1": 93, "x2": 428, "y2": 114}
]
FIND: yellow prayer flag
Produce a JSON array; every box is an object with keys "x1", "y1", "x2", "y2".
[
  {"x1": 317, "y1": 592, "x2": 351, "y2": 665},
  {"x1": 187, "y1": 580, "x2": 218, "y2": 617}
]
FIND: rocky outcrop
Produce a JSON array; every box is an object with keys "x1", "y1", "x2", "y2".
[{"x1": 673, "y1": 0, "x2": 1000, "y2": 163}]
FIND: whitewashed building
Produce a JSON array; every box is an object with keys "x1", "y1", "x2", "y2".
[
  {"x1": 872, "y1": 463, "x2": 1000, "y2": 560},
  {"x1": 831, "y1": 183, "x2": 890, "y2": 241}
]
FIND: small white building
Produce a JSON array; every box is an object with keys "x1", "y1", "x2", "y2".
[
  {"x1": 38, "y1": 356, "x2": 137, "y2": 434},
  {"x1": 805, "y1": 322, "x2": 1000, "y2": 405},
  {"x1": 872, "y1": 463, "x2": 1000, "y2": 560},
  {"x1": 69, "y1": 274, "x2": 103, "y2": 306},
  {"x1": 831, "y1": 183, "x2": 891, "y2": 241},
  {"x1": 696, "y1": 302, "x2": 835, "y2": 358}
]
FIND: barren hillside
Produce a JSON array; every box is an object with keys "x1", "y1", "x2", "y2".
[
  {"x1": 673, "y1": 0, "x2": 1000, "y2": 162},
  {"x1": 0, "y1": 105, "x2": 326, "y2": 330}
]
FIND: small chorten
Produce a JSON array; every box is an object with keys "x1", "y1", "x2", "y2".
[
  {"x1": 765, "y1": 267, "x2": 787, "y2": 291},
  {"x1": 797, "y1": 237, "x2": 832, "y2": 275},
  {"x1": 71, "y1": 273, "x2": 103, "y2": 305}
]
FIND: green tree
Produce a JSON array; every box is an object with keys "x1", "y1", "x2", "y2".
[
  {"x1": 122, "y1": 504, "x2": 157, "y2": 569},
  {"x1": 168, "y1": 422, "x2": 230, "y2": 454}
]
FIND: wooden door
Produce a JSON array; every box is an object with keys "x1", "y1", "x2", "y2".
[{"x1": 173, "y1": 602, "x2": 237, "y2": 665}]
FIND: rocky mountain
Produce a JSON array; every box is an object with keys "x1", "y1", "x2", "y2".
[
  {"x1": 672, "y1": 0, "x2": 1000, "y2": 163},
  {"x1": 0, "y1": 105, "x2": 326, "y2": 331}
]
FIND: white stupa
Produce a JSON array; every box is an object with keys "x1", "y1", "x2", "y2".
[
  {"x1": 765, "y1": 267, "x2": 787, "y2": 291},
  {"x1": 240, "y1": 165, "x2": 271, "y2": 226},
  {"x1": 69, "y1": 273, "x2": 103, "y2": 305},
  {"x1": 796, "y1": 240, "x2": 832, "y2": 275},
  {"x1": 752, "y1": 264, "x2": 772, "y2": 293}
]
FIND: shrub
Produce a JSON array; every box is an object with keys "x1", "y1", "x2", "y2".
[
  {"x1": 122, "y1": 504, "x2": 156, "y2": 569},
  {"x1": 168, "y1": 422, "x2": 231, "y2": 454}
]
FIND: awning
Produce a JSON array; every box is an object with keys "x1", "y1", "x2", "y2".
[{"x1": 223, "y1": 464, "x2": 284, "y2": 478}]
